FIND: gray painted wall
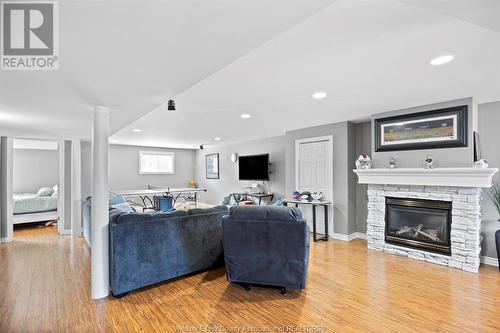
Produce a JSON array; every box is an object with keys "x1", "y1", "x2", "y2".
[
  {"x1": 81, "y1": 142, "x2": 196, "y2": 200},
  {"x1": 285, "y1": 122, "x2": 354, "y2": 236},
  {"x1": 194, "y1": 136, "x2": 287, "y2": 206},
  {"x1": 371, "y1": 98, "x2": 477, "y2": 168},
  {"x1": 354, "y1": 122, "x2": 371, "y2": 233},
  {"x1": 478, "y1": 101, "x2": 500, "y2": 259},
  {"x1": 13, "y1": 148, "x2": 58, "y2": 193},
  {"x1": 1, "y1": 137, "x2": 13, "y2": 240}
]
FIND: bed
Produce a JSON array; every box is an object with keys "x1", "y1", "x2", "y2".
[{"x1": 13, "y1": 193, "x2": 58, "y2": 224}]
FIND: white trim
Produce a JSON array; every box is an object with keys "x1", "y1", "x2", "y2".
[
  {"x1": 59, "y1": 229, "x2": 71, "y2": 236},
  {"x1": 481, "y1": 256, "x2": 499, "y2": 267},
  {"x1": 0, "y1": 236, "x2": 12, "y2": 243},
  {"x1": 354, "y1": 167, "x2": 498, "y2": 188},
  {"x1": 295, "y1": 135, "x2": 334, "y2": 236},
  {"x1": 331, "y1": 232, "x2": 366, "y2": 241},
  {"x1": 71, "y1": 140, "x2": 82, "y2": 238},
  {"x1": 58, "y1": 141, "x2": 65, "y2": 235}
]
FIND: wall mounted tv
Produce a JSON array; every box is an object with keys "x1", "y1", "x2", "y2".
[{"x1": 238, "y1": 154, "x2": 269, "y2": 181}]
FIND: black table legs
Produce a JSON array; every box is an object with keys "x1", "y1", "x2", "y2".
[{"x1": 312, "y1": 205, "x2": 328, "y2": 242}]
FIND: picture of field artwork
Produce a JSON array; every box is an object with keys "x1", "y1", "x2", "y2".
[{"x1": 382, "y1": 115, "x2": 457, "y2": 145}]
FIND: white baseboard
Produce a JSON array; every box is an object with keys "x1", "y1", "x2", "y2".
[
  {"x1": 1, "y1": 236, "x2": 13, "y2": 243},
  {"x1": 59, "y1": 229, "x2": 71, "y2": 236},
  {"x1": 481, "y1": 256, "x2": 499, "y2": 267},
  {"x1": 331, "y1": 232, "x2": 366, "y2": 241}
]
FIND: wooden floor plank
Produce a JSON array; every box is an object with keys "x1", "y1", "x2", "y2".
[{"x1": 1, "y1": 226, "x2": 499, "y2": 332}]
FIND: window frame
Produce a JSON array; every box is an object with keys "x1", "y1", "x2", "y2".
[{"x1": 138, "y1": 150, "x2": 175, "y2": 175}]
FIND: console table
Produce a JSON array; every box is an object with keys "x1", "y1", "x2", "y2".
[
  {"x1": 231, "y1": 193, "x2": 274, "y2": 205},
  {"x1": 282, "y1": 199, "x2": 332, "y2": 242}
]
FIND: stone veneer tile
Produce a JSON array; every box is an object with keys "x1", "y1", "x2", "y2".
[{"x1": 366, "y1": 184, "x2": 482, "y2": 273}]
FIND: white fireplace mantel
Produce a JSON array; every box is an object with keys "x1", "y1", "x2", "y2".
[{"x1": 353, "y1": 167, "x2": 498, "y2": 188}]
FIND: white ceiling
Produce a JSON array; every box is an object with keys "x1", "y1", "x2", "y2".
[
  {"x1": 1, "y1": 0, "x2": 499, "y2": 148},
  {"x1": 0, "y1": 0, "x2": 332, "y2": 140},
  {"x1": 112, "y1": 0, "x2": 500, "y2": 148}
]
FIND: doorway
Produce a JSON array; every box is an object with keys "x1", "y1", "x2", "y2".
[{"x1": 295, "y1": 136, "x2": 333, "y2": 236}]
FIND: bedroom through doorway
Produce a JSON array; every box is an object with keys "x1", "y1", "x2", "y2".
[{"x1": 12, "y1": 139, "x2": 60, "y2": 239}]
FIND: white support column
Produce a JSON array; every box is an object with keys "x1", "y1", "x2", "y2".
[
  {"x1": 0, "y1": 137, "x2": 13, "y2": 243},
  {"x1": 71, "y1": 140, "x2": 82, "y2": 238},
  {"x1": 91, "y1": 106, "x2": 110, "y2": 299}
]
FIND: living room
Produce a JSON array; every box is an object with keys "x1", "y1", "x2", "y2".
[{"x1": 1, "y1": 1, "x2": 500, "y2": 332}]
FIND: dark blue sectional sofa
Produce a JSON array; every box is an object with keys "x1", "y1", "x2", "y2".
[
  {"x1": 109, "y1": 205, "x2": 228, "y2": 296},
  {"x1": 222, "y1": 205, "x2": 310, "y2": 290}
]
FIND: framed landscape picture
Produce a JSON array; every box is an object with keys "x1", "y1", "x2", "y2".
[
  {"x1": 374, "y1": 105, "x2": 468, "y2": 152},
  {"x1": 206, "y1": 153, "x2": 219, "y2": 179}
]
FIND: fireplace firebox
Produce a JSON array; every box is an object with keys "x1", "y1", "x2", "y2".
[{"x1": 385, "y1": 197, "x2": 451, "y2": 255}]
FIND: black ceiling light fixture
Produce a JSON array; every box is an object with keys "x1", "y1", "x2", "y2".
[{"x1": 167, "y1": 99, "x2": 176, "y2": 111}]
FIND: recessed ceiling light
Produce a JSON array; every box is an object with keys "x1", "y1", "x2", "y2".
[
  {"x1": 312, "y1": 91, "x2": 327, "y2": 100},
  {"x1": 133, "y1": 128, "x2": 142, "y2": 133},
  {"x1": 214, "y1": 137, "x2": 221, "y2": 141},
  {"x1": 430, "y1": 55, "x2": 454, "y2": 66},
  {"x1": 240, "y1": 114, "x2": 251, "y2": 119}
]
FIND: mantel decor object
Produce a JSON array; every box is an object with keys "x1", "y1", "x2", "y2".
[
  {"x1": 424, "y1": 154, "x2": 434, "y2": 169},
  {"x1": 355, "y1": 154, "x2": 372, "y2": 169},
  {"x1": 374, "y1": 105, "x2": 468, "y2": 152}
]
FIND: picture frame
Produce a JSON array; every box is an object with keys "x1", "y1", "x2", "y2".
[
  {"x1": 473, "y1": 131, "x2": 481, "y2": 162},
  {"x1": 205, "y1": 153, "x2": 219, "y2": 179},
  {"x1": 374, "y1": 105, "x2": 468, "y2": 152}
]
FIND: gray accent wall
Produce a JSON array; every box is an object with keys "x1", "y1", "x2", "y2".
[
  {"x1": 478, "y1": 101, "x2": 500, "y2": 259},
  {"x1": 13, "y1": 148, "x2": 58, "y2": 193},
  {"x1": 80, "y1": 143, "x2": 196, "y2": 200},
  {"x1": 194, "y1": 136, "x2": 287, "y2": 206},
  {"x1": 371, "y1": 98, "x2": 477, "y2": 168},
  {"x1": 354, "y1": 122, "x2": 371, "y2": 233},
  {"x1": 285, "y1": 122, "x2": 355, "y2": 236}
]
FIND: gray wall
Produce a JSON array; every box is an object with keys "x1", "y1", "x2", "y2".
[
  {"x1": 478, "y1": 101, "x2": 500, "y2": 259},
  {"x1": 285, "y1": 122, "x2": 354, "y2": 235},
  {"x1": 354, "y1": 122, "x2": 371, "y2": 233},
  {"x1": 1, "y1": 137, "x2": 13, "y2": 240},
  {"x1": 13, "y1": 148, "x2": 59, "y2": 193},
  {"x1": 81, "y1": 143, "x2": 196, "y2": 199},
  {"x1": 372, "y1": 98, "x2": 477, "y2": 168},
  {"x1": 194, "y1": 136, "x2": 287, "y2": 206}
]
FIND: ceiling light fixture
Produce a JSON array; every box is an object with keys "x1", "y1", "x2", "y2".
[
  {"x1": 430, "y1": 55, "x2": 454, "y2": 66},
  {"x1": 133, "y1": 128, "x2": 142, "y2": 133},
  {"x1": 312, "y1": 91, "x2": 327, "y2": 100},
  {"x1": 214, "y1": 137, "x2": 221, "y2": 141},
  {"x1": 240, "y1": 114, "x2": 251, "y2": 119},
  {"x1": 167, "y1": 99, "x2": 176, "y2": 111}
]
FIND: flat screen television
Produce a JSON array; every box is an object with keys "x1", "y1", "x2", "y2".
[{"x1": 239, "y1": 154, "x2": 269, "y2": 181}]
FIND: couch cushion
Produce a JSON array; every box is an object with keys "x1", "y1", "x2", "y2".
[
  {"x1": 109, "y1": 208, "x2": 130, "y2": 224},
  {"x1": 229, "y1": 205, "x2": 302, "y2": 222},
  {"x1": 188, "y1": 205, "x2": 228, "y2": 216},
  {"x1": 109, "y1": 195, "x2": 127, "y2": 206}
]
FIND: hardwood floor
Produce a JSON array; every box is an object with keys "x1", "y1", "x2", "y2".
[{"x1": 1, "y1": 226, "x2": 499, "y2": 333}]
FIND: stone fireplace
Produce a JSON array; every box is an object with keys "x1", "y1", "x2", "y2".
[
  {"x1": 354, "y1": 168, "x2": 498, "y2": 273},
  {"x1": 385, "y1": 197, "x2": 451, "y2": 255}
]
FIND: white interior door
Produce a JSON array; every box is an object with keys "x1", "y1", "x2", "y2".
[{"x1": 296, "y1": 137, "x2": 333, "y2": 236}]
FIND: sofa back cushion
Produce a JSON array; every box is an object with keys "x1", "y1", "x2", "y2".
[
  {"x1": 188, "y1": 205, "x2": 228, "y2": 216},
  {"x1": 115, "y1": 209, "x2": 189, "y2": 224},
  {"x1": 229, "y1": 205, "x2": 302, "y2": 222}
]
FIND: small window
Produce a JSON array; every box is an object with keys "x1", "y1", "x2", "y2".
[{"x1": 139, "y1": 151, "x2": 174, "y2": 174}]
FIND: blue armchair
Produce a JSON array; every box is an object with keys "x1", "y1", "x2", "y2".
[{"x1": 222, "y1": 205, "x2": 310, "y2": 292}]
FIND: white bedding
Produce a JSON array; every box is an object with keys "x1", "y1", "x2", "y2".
[{"x1": 13, "y1": 193, "x2": 58, "y2": 215}]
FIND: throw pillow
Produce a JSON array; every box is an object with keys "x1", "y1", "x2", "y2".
[{"x1": 37, "y1": 187, "x2": 54, "y2": 197}]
